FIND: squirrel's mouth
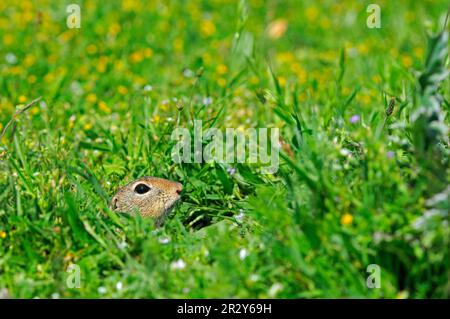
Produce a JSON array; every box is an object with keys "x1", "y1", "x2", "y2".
[{"x1": 165, "y1": 195, "x2": 182, "y2": 213}]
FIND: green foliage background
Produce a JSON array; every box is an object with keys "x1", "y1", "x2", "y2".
[{"x1": 0, "y1": 0, "x2": 449, "y2": 298}]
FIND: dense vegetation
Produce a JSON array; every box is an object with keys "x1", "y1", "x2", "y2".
[{"x1": 0, "y1": 0, "x2": 449, "y2": 298}]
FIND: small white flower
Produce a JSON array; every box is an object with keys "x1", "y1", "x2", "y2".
[
  {"x1": 202, "y1": 96, "x2": 213, "y2": 106},
  {"x1": 239, "y1": 248, "x2": 248, "y2": 260},
  {"x1": 373, "y1": 232, "x2": 383, "y2": 244},
  {"x1": 158, "y1": 236, "x2": 170, "y2": 244},
  {"x1": 171, "y1": 259, "x2": 186, "y2": 270},
  {"x1": 70, "y1": 81, "x2": 83, "y2": 96},
  {"x1": 268, "y1": 283, "x2": 283, "y2": 297},
  {"x1": 235, "y1": 210, "x2": 245, "y2": 222},
  {"x1": 340, "y1": 148, "x2": 351, "y2": 157},
  {"x1": 183, "y1": 68, "x2": 194, "y2": 78},
  {"x1": 117, "y1": 241, "x2": 128, "y2": 250},
  {"x1": 250, "y1": 274, "x2": 259, "y2": 282},
  {"x1": 116, "y1": 282, "x2": 123, "y2": 291},
  {"x1": 5, "y1": 53, "x2": 17, "y2": 64},
  {"x1": 98, "y1": 286, "x2": 107, "y2": 294},
  {"x1": 227, "y1": 167, "x2": 236, "y2": 176},
  {"x1": 143, "y1": 85, "x2": 153, "y2": 92},
  {"x1": 182, "y1": 287, "x2": 190, "y2": 294},
  {"x1": 51, "y1": 292, "x2": 60, "y2": 299}
]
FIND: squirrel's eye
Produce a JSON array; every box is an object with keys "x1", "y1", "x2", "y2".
[{"x1": 134, "y1": 183, "x2": 151, "y2": 194}]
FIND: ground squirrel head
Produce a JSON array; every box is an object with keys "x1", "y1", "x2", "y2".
[{"x1": 111, "y1": 176, "x2": 183, "y2": 223}]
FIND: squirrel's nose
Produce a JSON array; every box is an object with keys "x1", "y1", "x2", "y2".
[{"x1": 175, "y1": 183, "x2": 183, "y2": 195}]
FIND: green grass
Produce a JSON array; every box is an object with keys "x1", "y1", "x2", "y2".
[{"x1": 0, "y1": 0, "x2": 449, "y2": 298}]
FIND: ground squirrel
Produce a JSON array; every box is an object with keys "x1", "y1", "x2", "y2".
[{"x1": 111, "y1": 176, "x2": 183, "y2": 225}]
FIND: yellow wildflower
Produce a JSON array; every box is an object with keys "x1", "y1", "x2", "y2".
[
  {"x1": 173, "y1": 38, "x2": 184, "y2": 53},
  {"x1": 217, "y1": 78, "x2": 227, "y2": 87},
  {"x1": 292, "y1": 64, "x2": 307, "y2": 84},
  {"x1": 151, "y1": 114, "x2": 161, "y2": 123},
  {"x1": 305, "y1": 6, "x2": 319, "y2": 22},
  {"x1": 118, "y1": 86, "x2": 128, "y2": 95},
  {"x1": 372, "y1": 74, "x2": 381, "y2": 84},
  {"x1": 413, "y1": 47, "x2": 424, "y2": 59},
  {"x1": 158, "y1": 20, "x2": 170, "y2": 32},
  {"x1": 3, "y1": 34, "x2": 13, "y2": 45},
  {"x1": 401, "y1": 55, "x2": 413, "y2": 68},
  {"x1": 277, "y1": 51, "x2": 294, "y2": 63},
  {"x1": 389, "y1": 48, "x2": 398, "y2": 58},
  {"x1": 122, "y1": 0, "x2": 140, "y2": 11},
  {"x1": 200, "y1": 20, "x2": 216, "y2": 37},
  {"x1": 84, "y1": 123, "x2": 93, "y2": 130},
  {"x1": 361, "y1": 94, "x2": 371, "y2": 105},
  {"x1": 277, "y1": 76, "x2": 286, "y2": 87},
  {"x1": 30, "y1": 107, "x2": 39, "y2": 116},
  {"x1": 299, "y1": 92, "x2": 307, "y2": 102},
  {"x1": 18, "y1": 95, "x2": 27, "y2": 103},
  {"x1": 341, "y1": 213, "x2": 353, "y2": 226},
  {"x1": 98, "y1": 101, "x2": 111, "y2": 113},
  {"x1": 96, "y1": 56, "x2": 108, "y2": 73},
  {"x1": 144, "y1": 48, "x2": 153, "y2": 58},
  {"x1": 60, "y1": 30, "x2": 73, "y2": 42},
  {"x1": 249, "y1": 76, "x2": 260, "y2": 85},
  {"x1": 86, "y1": 44, "x2": 97, "y2": 55},
  {"x1": 24, "y1": 54, "x2": 35, "y2": 67},
  {"x1": 129, "y1": 51, "x2": 144, "y2": 63},
  {"x1": 202, "y1": 52, "x2": 212, "y2": 65},
  {"x1": 0, "y1": 231, "x2": 6, "y2": 239},
  {"x1": 79, "y1": 65, "x2": 89, "y2": 76},
  {"x1": 109, "y1": 23, "x2": 121, "y2": 36},
  {"x1": 86, "y1": 93, "x2": 97, "y2": 104},
  {"x1": 357, "y1": 43, "x2": 369, "y2": 55},
  {"x1": 10, "y1": 66, "x2": 22, "y2": 75},
  {"x1": 23, "y1": 10, "x2": 34, "y2": 23},
  {"x1": 134, "y1": 76, "x2": 146, "y2": 86},
  {"x1": 320, "y1": 17, "x2": 331, "y2": 29},
  {"x1": 216, "y1": 64, "x2": 228, "y2": 75}
]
